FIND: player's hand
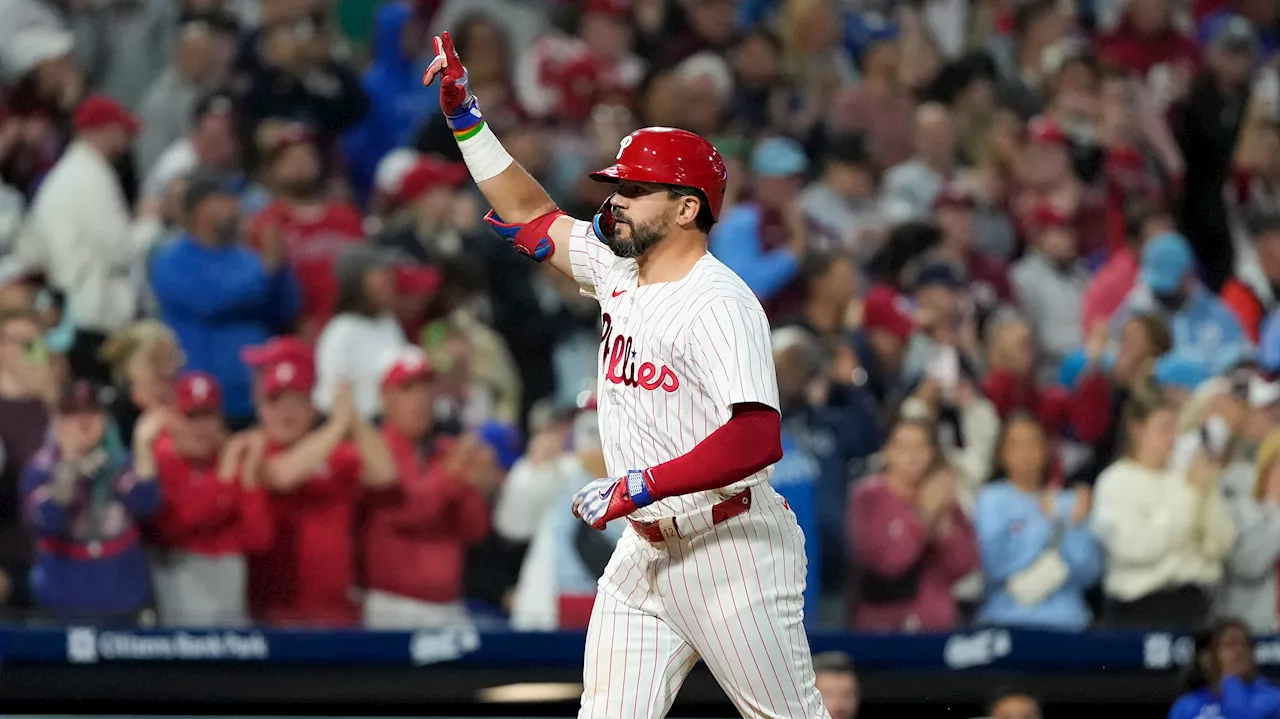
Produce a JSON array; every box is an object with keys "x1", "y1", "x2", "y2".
[
  {"x1": 422, "y1": 31, "x2": 475, "y2": 119},
  {"x1": 572, "y1": 476, "x2": 639, "y2": 530}
]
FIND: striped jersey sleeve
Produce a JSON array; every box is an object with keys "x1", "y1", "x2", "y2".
[
  {"x1": 687, "y1": 297, "x2": 780, "y2": 412},
  {"x1": 567, "y1": 219, "x2": 617, "y2": 301}
]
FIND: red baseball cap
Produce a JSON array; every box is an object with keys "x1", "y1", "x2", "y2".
[
  {"x1": 175, "y1": 371, "x2": 223, "y2": 415},
  {"x1": 862, "y1": 287, "x2": 914, "y2": 341},
  {"x1": 242, "y1": 336, "x2": 313, "y2": 369},
  {"x1": 380, "y1": 347, "x2": 434, "y2": 390},
  {"x1": 1028, "y1": 201, "x2": 1075, "y2": 229},
  {"x1": 1026, "y1": 115, "x2": 1067, "y2": 146},
  {"x1": 259, "y1": 358, "x2": 317, "y2": 398},
  {"x1": 74, "y1": 95, "x2": 141, "y2": 135},
  {"x1": 395, "y1": 264, "x2": 443, "y2": 295},
  {"x1": 397, "y1": 156, "x2": 469, "y2": 205}
]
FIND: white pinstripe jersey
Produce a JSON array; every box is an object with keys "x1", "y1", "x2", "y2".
[{"x1": 566, "y1": 219, "x2": 781, "y2": 522}]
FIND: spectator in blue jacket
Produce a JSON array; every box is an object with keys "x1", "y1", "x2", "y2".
[
  {"x1": 20, "y1": 380, "x2": 161, "y2": 621},
  {"x1": 976, "y1": 413, "x2": 1104, "y2": 631},
  {"x1": 342, "y1": 2, "x2": 435, "y2": 206},
  {"x1": 710, "y1": 136, "x2": 810, "y2": 318},
  {"x1": 1170, "y1": 618, "x2": 1280, "y2": 719},
  {"x1": 1111, "y1": 232, "x2": 1252, "y2": 383},
  {"x1": 150, "y1": 172, "x2": 301, "y2": 429}
]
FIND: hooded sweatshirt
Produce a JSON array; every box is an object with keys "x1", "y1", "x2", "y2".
[{"x1": 342, "y1": 2, "x2": 434, "y2": 206}]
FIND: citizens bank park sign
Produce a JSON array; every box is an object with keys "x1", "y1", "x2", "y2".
[
  {"x1": 2, "y1": 626, "x2": 1280, "y2": 672},
  {"x1": 60, "y1": 626, "x2": 482, "y2": 666}
]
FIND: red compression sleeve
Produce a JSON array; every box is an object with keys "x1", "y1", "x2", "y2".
[{"x1": 645, "y1": 403, "x2": 783, "y2": 500}]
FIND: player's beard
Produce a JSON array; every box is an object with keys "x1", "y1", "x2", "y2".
[{"x1": 609, "y1": 208, "x2": 672, "y2": 259}]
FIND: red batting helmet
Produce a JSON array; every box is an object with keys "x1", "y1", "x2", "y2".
[{"x1": 589, "y1": 127, "x2": 729, "y2": 221}]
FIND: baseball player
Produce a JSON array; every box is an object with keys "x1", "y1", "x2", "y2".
[{"x1": 423, "y1": 33, "x2": 830, "y2": 719}]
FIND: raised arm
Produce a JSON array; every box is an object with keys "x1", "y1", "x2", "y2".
[{"x1": 421, "y1": 32, "x2": 578, "y2": 281}]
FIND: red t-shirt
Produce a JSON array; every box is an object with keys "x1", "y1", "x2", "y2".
[
  {"x1": 147, "y1": 434, "x2": 273, "y2": 556},
  {"x1": 247, "y1": 201, "x2": 366, "y2": 341},
  {"x1": 248, "y1": 441, "x2": 363, "y2": 627},
  {"x1": 1097, "y1": 18, "x2": 1202, "y2": 78},
  {"x1": 361, "y1": 428, "x2": 490, "y2": 604}
]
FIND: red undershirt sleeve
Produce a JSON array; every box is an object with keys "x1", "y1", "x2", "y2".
[{"x1": 645, "y1": 403, "x2": 783, "y2": 500}]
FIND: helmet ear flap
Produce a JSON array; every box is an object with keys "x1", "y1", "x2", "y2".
[{"x1": 592, "y1": 193, "x2": 619, "y2": 245}]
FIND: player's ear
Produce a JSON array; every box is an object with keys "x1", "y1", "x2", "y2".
[{"x1": 676, "y1": 195, "x2": 701, "y2": 228}]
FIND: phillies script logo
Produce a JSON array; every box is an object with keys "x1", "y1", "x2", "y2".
[{"x1": 600, "y1": 313, "x2": 680, "y2": 392}]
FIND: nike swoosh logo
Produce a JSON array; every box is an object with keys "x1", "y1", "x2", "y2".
[{"x1": 612, "y1": 289, "x2": 626, "y2": 297}]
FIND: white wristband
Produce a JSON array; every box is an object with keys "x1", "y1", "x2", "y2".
[{"x1": 458, "y1": 122, "x2": 514, "y2": 183}]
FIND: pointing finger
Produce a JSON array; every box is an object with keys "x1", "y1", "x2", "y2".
[{"x1": 441, "y1": 30, "x2": 458, "y2": 64}]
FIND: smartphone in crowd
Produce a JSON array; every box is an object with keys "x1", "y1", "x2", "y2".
[
  {"x1": 927, "y1": 345, "x2": 960, "y2": 401},
  {"x1": 1201, "y1": 415, "x2": 1232, "y2": 461}
]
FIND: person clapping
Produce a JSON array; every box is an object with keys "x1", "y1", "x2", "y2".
[
  {"x1": 849, "y1": 418, "x2": 978, "y2": 631},
  {"x1": 976, "y1": 414, "x2": 1103, "y2": 631},
  {"x1": 1092, "y1": 384, "x2": 1237, "y2": 628},
  {"x1": 146, "y1": 372, "x2": 272, "y2": 627}
]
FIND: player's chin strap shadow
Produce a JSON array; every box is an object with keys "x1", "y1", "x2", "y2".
[{"x1": 592, "y1": 193, "x2": 619, "y2": 248}]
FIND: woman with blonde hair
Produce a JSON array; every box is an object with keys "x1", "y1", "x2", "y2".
[
  {"x1": 98, "y1": 320, "x2": 184, "y2": 443},
  {"x1": 1216, "y1": 429, "x2": 1280, "y2": 632},
  {"x1": 1092, "y1": 384, "x2": 1236, "y2": 628}
]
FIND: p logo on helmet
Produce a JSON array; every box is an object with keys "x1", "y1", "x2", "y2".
[{"x1": 590, "y1": 127, "x2": 728, "y2": 222}]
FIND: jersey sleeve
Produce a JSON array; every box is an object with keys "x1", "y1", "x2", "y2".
[
  {"x1": 567, "y1": 219, "x2": 617, "y2": 300},
  {"x1": 687, "y1": 298, "x2": 780, "y2": 412}
]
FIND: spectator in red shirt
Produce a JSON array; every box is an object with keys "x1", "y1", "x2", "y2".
[
  {"x1": 361, "y1": 347, "x2": 499, "y2": 628},
  {"x1": 849, "y1": 418, "x2": 979, "y2": 631},
  {"x1": 982, "y1": 309, "x2": 1069, "y2": 437},
  {"x1": 246, "y1": 125, "x2": 367, "y2": 342},
  {"x1": 243, "y1": 337, "x2": 396, "y2": 626},
  {"x1": 1013, "y1": 115, "x2": 1107, "y2": 256},
  {"x1": 147, "y1": 371, "x2": 272, "y2": 627},
  {"x1": 1098, "y1": 0, "x2": 1202, "y2": 83}
]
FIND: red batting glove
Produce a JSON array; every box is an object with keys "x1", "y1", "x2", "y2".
[
  {"x1": 421, "y1": 31, "x2": 475, "y2": 119},
  {"x1": 572, "y1": 476, "x2": 637, "y2": 530},
  {"x1": 571, "y1": 470, "x2": 655, "y2": 530}
]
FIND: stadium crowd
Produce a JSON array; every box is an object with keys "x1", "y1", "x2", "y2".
[{"x1": 0, "y1": 0, "x2": 1279, "y2": 678}]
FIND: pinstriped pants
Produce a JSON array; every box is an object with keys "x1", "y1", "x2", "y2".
[{"x1": 578, "y1": 485, "x2": 829, "y2": 719}]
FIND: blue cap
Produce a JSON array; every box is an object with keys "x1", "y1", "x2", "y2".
[
  {"x1": 845, "y1": 12, "x2": 899, "y2": 65},
  {"x1": 1153, "y1": 355, "x2": 1209, "y2": 391},
  {"x1": 1199, "y1": 13, "x2": 1258, "y2": 53},
  {"x1": 1141, "y1": 232, "x2": 1194, "y2": 295},
  {"x1": 477, "y1": 421, "x2": 522, "y2": 471},
  {"x1": 751, "y1": 137, "x2": 809, "y2": 178},
  {"x1": 914, "y1": 260, "x2": 967, "y2": 289}
]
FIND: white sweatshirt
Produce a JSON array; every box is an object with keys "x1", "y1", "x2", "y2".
[
  {"x1": 1092, "y1": 458, "x2": 1237, "y2": 602},
  {"x1": 18, "y1": 141, "x2": 162, "y2": 334}
]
